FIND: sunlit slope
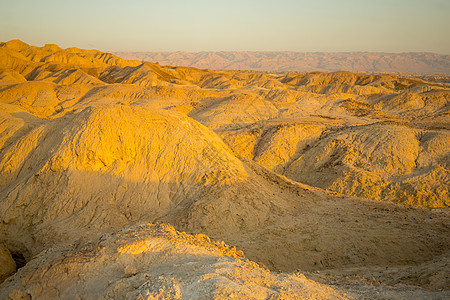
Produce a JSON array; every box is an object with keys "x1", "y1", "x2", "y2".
[
  {"x1": 0, "y1": 224, "x2": 346, "y2": 300},
  {"x1": 0, "y1": 39, "x2": 140, "y2": 70},
  {"x1": 221, "y1": 121, "x2": 449, "y2": 207},
  {"x1": 284, "y1": 122, "x2": 449, "y2": 206},
  {"x1": 0, "y1": 104, "x2": 248, "y2": 256}
]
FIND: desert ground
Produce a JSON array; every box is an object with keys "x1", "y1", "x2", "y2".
[{"x1": 0, "y1": 40, "x2": 449, "y2": 299}]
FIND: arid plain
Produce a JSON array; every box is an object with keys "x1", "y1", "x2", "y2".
[{"x1": 0, "y1": 40, "x2": 449, "y2": 299}]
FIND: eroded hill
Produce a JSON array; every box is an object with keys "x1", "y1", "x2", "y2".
[{"x1": 0, "y1": 40, "x2": 449, "y2": 299}]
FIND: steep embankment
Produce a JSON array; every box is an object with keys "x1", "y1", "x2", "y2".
[{"x1": 0, "y1": 104, "x2": 247, "y2": 258}]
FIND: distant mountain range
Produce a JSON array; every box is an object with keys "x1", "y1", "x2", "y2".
[{"x1": 113, "y1": 51, "x2": 450, "y2": 74}]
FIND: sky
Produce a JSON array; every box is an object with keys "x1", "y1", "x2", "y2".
[{"x1": 1, "y1": 0, "x2": 449, "y2": 54}]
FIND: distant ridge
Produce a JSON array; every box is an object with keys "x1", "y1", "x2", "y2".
[{"x1": 114, "y1": 51, "x2": 450, "y2": 74}]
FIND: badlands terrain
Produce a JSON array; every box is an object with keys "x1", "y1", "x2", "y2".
[
  {"x1": 0, "y1": 40, "x2": 449, "y2": 299},
  {"x1": 114, "y1": 51, "x2": 450, "y2": 74}
]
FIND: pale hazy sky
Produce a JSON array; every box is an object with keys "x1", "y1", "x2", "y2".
[{"x1": 1, "y1": 0, "x2": 449, "y2": 54}]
